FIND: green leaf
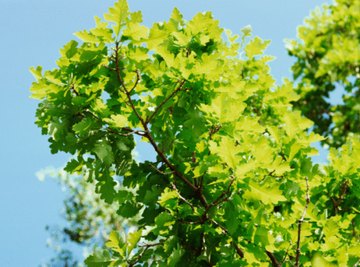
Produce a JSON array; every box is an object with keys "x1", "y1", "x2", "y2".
[
  {"x1": 90, "y1": 17, "x2": 113, "y2": 42},
  {"x1": 75, "y1": 30, "x2": 99, "y2": 43},
  {"x1": 241, "y1": 25, "x2": 252, "y2": 37},
  {"x1": 126, "y1": 229, "x2": 142, "y2": 254},
  {"x1": 254, "y1": 226, "x2": 269, "y2": 247},
  {"x1": 147, "y1": 23, "x2": 168, "y2": 50},
  {"x1": 123, "y1": 22, "x2": 148, "y2": 41},
  {"x1": 153, "y1": 212, "x2": 175, "y2": 235},
  {"x1": 106, "y1": 231, "x2": 125, "y2": 257},
  {"x1": 158, "y1": 188, "x2": 178, "y2": 208},
  {"x1": 209, "y1": 136, "x2": 240, "y2": 169},
  {"x1": 245, "y1": 36, "x2": 270, "y2": 58},
  {"x1": 64, "y1": 159, "x2": 82, "y2": 173},
  {"x1": 96, "y1": 175, "x2": 116, "y2": 203},
  {"x1": 104, "y1": 114, "x2": 128, "y2": 128},
  {"x1": 311, "y1": 253, "x2": 337, "y2": 267},
  {"x1": 104, "y1": 0, "x2": 129, "y2": 36},
  {"x1": 85, "y1": 250, "x2": 113, "y2": 267},
  {"x1": 117, "y1": 201, "x2": 141, "y2": 218},
  {"x1": 243, "y1": 182, "x2": 286, "y2": 205},
  {"x1": 59, "y1": 40, "x2": 78, "y2": 59},
  {"x1": 29, "y1": 66, "x2": 42, "y2": 80},
  {"x1": 72, "y1": 118, "x2": 96, "y2": 136},
  {"x1": 167, "y1": 246, "x2": 184, "y2": 267},
  {"x1": 93, "y1": 142, "x2": 114, "y2": 166}
]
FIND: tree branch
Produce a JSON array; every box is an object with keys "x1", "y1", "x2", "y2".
[
  {"x1": 112, "y1": 43, "x2": 208, "y2": 208},
  {"x1": 210, "y1": 219, "x2": 244, "y2": 258},
  {"x1": 128, "y1": 241, "x2": 163, "y2": 267},
  {"x1": 171, "y1": 182, "x2": 195, "y2": 211},
  {"x1": 114, "y1": 43, "x2": 146, "y2": 127},
  {"x1": 295, "y1": 176, "x2": 310, "y2": 267},
  {"x1": 129, "y1": 69, "x2": 141, "y2": 93},
  {"x1": 145, "y1": 79, "x2": 186, "y2": 124},
  {"x1": 265, "y1": 250, "x2": 281, "y2": 267},
  {"x1": 207, "y1": 177, "x2": 234, "y2": 211}
]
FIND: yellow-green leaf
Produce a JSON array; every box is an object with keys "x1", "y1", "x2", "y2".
[
  {"x1": 245, "y1": 36, "x2": 270, "y2": 58},
  {"x1": 243, "y1": 182, "x2": 286, "y2": 205},
  {"x1": 104, "y1": 0, "x2": 129, "y2": 36}
]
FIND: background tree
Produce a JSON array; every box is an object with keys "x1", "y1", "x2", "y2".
[
  {"x1": 31, "y1": 0, "x2": 360, "y2": 266},
  {"x1": 287, "y1": 0, "x2": 360, "y2": 147},
  {"x1": 38, "y1": 168, "x2": 124, "y2": 266}
]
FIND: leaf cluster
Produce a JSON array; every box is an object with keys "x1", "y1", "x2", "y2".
[{"x1": 287, "y1": 0, "x2": 360, "y2": 147}]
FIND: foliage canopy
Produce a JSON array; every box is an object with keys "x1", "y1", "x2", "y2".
[
  {"x1": 288, "y1": 0, "x2": 360, "y2": 147},
  {"x1": 31, "y1": 0, "x2": 360, "y2": 266}
]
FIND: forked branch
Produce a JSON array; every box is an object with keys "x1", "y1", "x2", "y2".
[
  {"x1": 146, "y1": 79, "x2": 186, "y2": 124},
  {"x1": 112, "y1": 44, "x2": 208, "y2": 208}
]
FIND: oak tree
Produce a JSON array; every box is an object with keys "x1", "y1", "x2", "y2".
[{"x1": 31, "y1": 0, "x2": 360, "y2": 266}]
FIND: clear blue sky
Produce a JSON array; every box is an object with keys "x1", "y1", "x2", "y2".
[{"x1": 0, "y1": 0, "x2": 330, "y2": 265}]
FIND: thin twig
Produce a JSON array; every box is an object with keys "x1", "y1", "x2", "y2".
[
  {"x1": 145, "y1": 79, "x2": 186, "y2": 124},
  {"x1": 171, "y1": 182, "x2": 195, "y2": 211},
  {"x1": 129, "y1": 69, "x2": 141, "y2": 93},
  {"x1": 207, "y1": 177, "x2": 235, "y2": 211},
  {"x1": 210, "y1": 219, "x2": 244, "y2": 258},
  {"x1": 209, "y1": 124, "x2": 221, "y2": 140},
  {"x1": 265, "y1": 250, "x2": 281, "y2": 267},
  {"x1": 138, "y1": 241, "x2": 163, "y2": 248},
  {"x1": 295, "y1": 176, "x2": 310, "y2": 267},
  {"x1": 148, "y1": 163, "x2": 173, "y2": 176},
  {"x1": 129, "y1": 241, "x2": 163, "y2": 266},
  {"x1": 281, "y1": 243, "x2": 292, "y2": 265}
]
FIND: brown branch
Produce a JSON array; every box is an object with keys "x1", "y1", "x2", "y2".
[
  {"x1": 339, "y1": 180, "x2": 349, "y2": 201},
  {"x1": 143, "y1": 127, "x2": 208, "y2": 207},
  {"x1": 351, "y1": 220, "x2": 357, "y2": 238},
  {"x1": 114, "y1": 43, "x2": 145, "y2": 125},
  {"x1": 329, "y1": 180, "x2": 349, "y2": 215},
  {"x1": 207, "y1": 177, "x2": 235, "y2": 210},
  {"x1": 129, "y1": 69, "x2": 141, "y2": 93},
  {"x1": 70, "y1": 84, "x2": 79, "y2": 96},
  {"x1": 106, "y1": 126, "x2": 146, "y2": 137},
  {"x1": 84, "y1": 109, "x2": 146, "y2": 138},
  {"x1": 199, "y1": 177, "x2": 235, "y2": 222},
  {"x1": 210, "y1": 219, "x2": 244, "y2": 258},
  {"x1": 232, "y1": 242, "x2": 245, "y2": 258},
  {"x1": 138, "y1": 241, "x2": 163, "y2": 248},
  {"x1": 295, "y1": 176, "x2": 310, "y2": 267},
  {"x1": 209, "y1": 124, "x2": 221, "y2": 140},
  {"x1": 265, "y1": 250, "x2": 281, "y2": 267},
  {"x1": 148, "y1": 163, "x2": 173, "y2": 176},
  {"x1": 145, "y1": 79, "x2": 186, "y2": 124},
  {"x1": 171, "y1": 182, "x2": 195, "y2": 211},
  {"x1": 112, "y1": 43, "x2": 208, "y2": 208},
  {"x1": 128, "y1": 241, "x2": 164, "y2": 267}
]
